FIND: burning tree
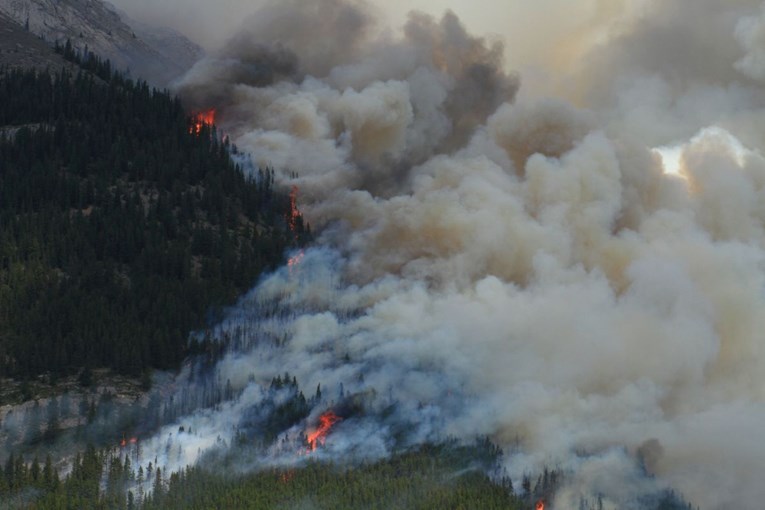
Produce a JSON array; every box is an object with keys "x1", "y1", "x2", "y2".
[
  {"x1": 305, "y1": 411, "x2": 342, "y2": 452},
  {"x1": 190, "y1": 109, "x2": 216, "y2": 135}
]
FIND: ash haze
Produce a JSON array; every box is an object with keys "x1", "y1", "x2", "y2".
[
  {"x1": 108, "y1": 0, "x2": 633, "y2": 77},
  {"x1": 111, "y1": 1, "x2": 765, "y2": 508}
]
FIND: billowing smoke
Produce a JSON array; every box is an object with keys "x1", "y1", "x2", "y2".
[
  {"x1": 128, "y1": 1, "x2": 765, "y2": 509},
  {"x1": 175, "y1": 0, "x2": 518, "y2": 198}
]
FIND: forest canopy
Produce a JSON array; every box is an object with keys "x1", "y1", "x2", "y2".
[{"x1": 0, "y1": 47, "x2": 308, "y2": 380}]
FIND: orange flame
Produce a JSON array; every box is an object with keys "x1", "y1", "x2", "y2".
[
  {"x1": 536, "y1": 500, "x2": 545, "y2": 510},
  {"x1": 287, "y1": 185, "x2": 300, "y2": 234},
  {"x1": 191, "y1": 109, "x2": 216, "y2": 134},
  {"x1": 119, "y1": 436, "x2": 138, "y2": 447},
  {"x1": 306, "y1": 411, "x2": 342, "y2": 451},
  {"x1": 287, "y1": 250, "x2": 305, "y2": 269}
]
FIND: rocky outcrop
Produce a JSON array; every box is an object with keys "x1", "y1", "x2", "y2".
[
  {"x1": 0, "y1": 11, "x2": 72, "y2": 70},
  {"x1": 0, "y1": 0, "x2": 202, "y2": 85}
]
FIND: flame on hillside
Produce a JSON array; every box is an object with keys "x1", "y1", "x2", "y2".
[
  {"x1": 287, "y1": 185, "x2": 300, "y2": 234},
  {"x1": 191, "y1": 109, "x2": 216, "y2": 134},
  {"x1": 306, "y1": 411, "x2": 342, "y2": 452},
  {"x1": 287, "y1": 250, "x2": 305, "y2": 269},
  {"x1": 119, "y1": 437, "x2": 138, "y2": 448}
]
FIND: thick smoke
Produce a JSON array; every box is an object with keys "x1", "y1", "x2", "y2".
[
  {"x1": 175, "y1": 0, "x2": 518, "y2": 198},
  {"x1": 128, "y1": 1, "x2": 765, "y2": 509}
]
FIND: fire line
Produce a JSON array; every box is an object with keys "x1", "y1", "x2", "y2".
[
  {"x1": 191, "y1": 109, "x2": 216, "y2": 134},
  {"x1": 306, "y1": 411, "x2": 342, "y2": 451}
]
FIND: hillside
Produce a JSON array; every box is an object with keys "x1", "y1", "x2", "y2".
[
  {"x1": 0, "y1": 12, "x2": 73, "y2": 70},
  {"x1": 0, "y1": 0, "x2": 202, "y2": 85},
  {"x1": 0, "y1": 52, "x2": 309, "y2": 381}
]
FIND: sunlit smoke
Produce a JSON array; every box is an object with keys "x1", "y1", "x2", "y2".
[
  {"x1": 652, "y1": 144, "x2": 684, "y2": 177},
  {"x1": 653, "y1": 126, "x2": 753, "y2": 177}
]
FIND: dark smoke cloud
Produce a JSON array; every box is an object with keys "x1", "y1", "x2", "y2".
[
  {"x1": 179, "y1": 0, "x2": 373, "y2": 112},
  {"x1": 174, "y1": 0, "x2": 518, "y2": 197},
  {"x1": 225, "y1": 0, "x2": 373, "y2": 78},
  {"x1": 177, "y1": 47, "x2": 299, "y2": 111}
]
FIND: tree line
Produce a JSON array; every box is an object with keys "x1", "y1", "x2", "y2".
[
  {"x1": 0, "y1": 47, "x2": 309, "y2": 381},
  {"x1": 0, "y1": 436, "x2": 696, "y2": 510}
]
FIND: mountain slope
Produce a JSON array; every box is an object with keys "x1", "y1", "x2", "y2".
[
  {"x1": 0, "y1": 11, "x2": 73, "y2": 70},
  {"x1": 0, "y1": 0, "x2": 202, "y2": 85},
  {"x1": 0, "y1": 56, "x2": 309, "y2": 380}
]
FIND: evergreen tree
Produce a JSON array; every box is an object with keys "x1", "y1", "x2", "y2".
[{"x1": 0, "y1": 59, "x2": 309, "y2": 383}]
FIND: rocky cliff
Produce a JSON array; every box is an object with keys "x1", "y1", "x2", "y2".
[{"x1": 0, "y1": 0, "x2": 202, "y2": 85}]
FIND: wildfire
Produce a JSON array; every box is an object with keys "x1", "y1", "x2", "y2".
[
  {"x1": 287, "y1": 250, "x2": 305, "y2": 270},
  {"x1": 191, "y1": 109, "x2": 216, "y2": 134},
  {"x1": 536, "y1": 499, "x2": 545, "y2": 510},
  {"x1": 287, "y1": 185, "x2": 300, "y2": 234},
  {"x1": 279, "y1": 469, "x2": 296, "y2": 484},
  {"x1": 119, "y1": 436, "x2": 138, "y2": 448},
  {"x1": 306, "y1": 411, "x2": 342, "y2": 452}
]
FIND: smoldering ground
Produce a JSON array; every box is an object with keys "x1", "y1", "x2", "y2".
[{"x1": 68, "y1": 1, "x2": 765, "y2": 508}]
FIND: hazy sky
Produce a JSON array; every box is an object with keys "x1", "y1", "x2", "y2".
[{"x1": 109, "y1": 0, "x2": 635, "y2": 74}]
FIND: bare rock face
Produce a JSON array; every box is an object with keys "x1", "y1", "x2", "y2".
[
  {"x1": 0, "y1": 11, "x2": 73, "y2": 70},
  {"x1": 0, "y1": 0, "x2": 202, "y2": 86}
]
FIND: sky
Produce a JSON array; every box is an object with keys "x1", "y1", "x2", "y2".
[{"x1": 109, "y1": 0, "x2": 633, "y2": 78}]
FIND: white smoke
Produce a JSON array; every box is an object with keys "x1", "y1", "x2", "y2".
[{"x1": 130, "y1": 1, "x2": 765, "y2": 508}]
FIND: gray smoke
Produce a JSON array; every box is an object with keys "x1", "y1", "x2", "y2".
[
  {"x1": 126, "y1": 1, "x2": 765, "y2": 509},
  {"x1": 174, "y1": 0, "x2": 518, "y2": 198}
]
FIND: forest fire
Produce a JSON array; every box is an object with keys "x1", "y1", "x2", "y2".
[
  {"x1": 287, "y1": 185, "x2": 300, "y2": 234},
  {"x1": 119, "y1": 437, "x2": 138, "y2": 448},
  {"x1": 287, "y1": 250, "x2": 305, "y2": 269},
  {"x1": 191, "y1": 109, "x2": 216, "y2": 134},
  {"x1": 306, "y1": 411, "x2": 342, "y2": 452},
  {"x1": 536, "y1": 499, "x2": 545, "y2": 510}
]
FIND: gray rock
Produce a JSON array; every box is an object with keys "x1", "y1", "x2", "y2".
[{"x1": 0, "y1": 0, "x2": 203, "y2": 86}]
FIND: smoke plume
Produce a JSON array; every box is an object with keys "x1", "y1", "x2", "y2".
[{"x1": 124, "y1": 1, "x2": 765, "y2": 508}]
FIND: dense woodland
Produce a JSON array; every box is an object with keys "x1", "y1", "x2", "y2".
[
  {"x1": 0, "y1": 374, "x2": 695, "y2": 509},
  {"x1": 0, "y1": 44, "x2": 309, "y2": 380},
  {"x1": 0, "y1": 440, "x2": 523, "y2": 509},
  {"x1": 0, "y1": 438, "x2": 694, "y2": 510}
]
